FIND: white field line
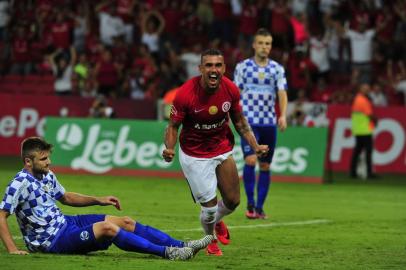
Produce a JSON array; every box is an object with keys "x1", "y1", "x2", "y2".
[
  {"x1": 164, "y1": 219, "x2": 331, "y2": 232},
  {"x1": 11, "y1": 219, "x2": 331, "y2": 239}
]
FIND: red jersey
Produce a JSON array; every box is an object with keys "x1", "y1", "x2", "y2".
[
  {"x1": 171, "y1": 76, "x2": 242, "y2": 158},
  {"x1": 51, "y1": 21, "x2": 72, "y2": 49}
]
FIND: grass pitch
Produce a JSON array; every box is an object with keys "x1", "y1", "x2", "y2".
[{"x1": 0, "y1": 157, "x2": 405, "y2": 270}]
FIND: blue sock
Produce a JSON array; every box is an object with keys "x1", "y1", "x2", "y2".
[
  {"x1": 113, "y1": 229, "x2": 166, "y2": 257},
  {"x1": 256, "y1": 170, "x2": 270, "y2": 211},
  {"x1": 134, "y1": 222, "x2": 183, "y2": 247},
  {"x1": 243, "y1": 164, "x2": 256, "y2": 207}
]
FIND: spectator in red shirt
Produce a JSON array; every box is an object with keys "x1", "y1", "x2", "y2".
[
  {"x1": 238, "y1": 0, "x2": 258, "y2": 45},
  {"x1": 94, "y1": 46, "x2": 121, "y2": 98},
  {"x1": 287, "y1": 48, "x2": 318, "y2": 100},
  {"x1": 111, "y1": 35, "x2": 129, "y2": 69},
  {"x1": 50, "y1": 9, "x2": 73, "y2": 51},
  {"x1": 180, "y1": 1, "x2": 205, "y2": 48},
  {"x1": 159, "y1": 0, "x2": 184, "y2": 43},
  {"x1": 210, "y1": 0, "x2": 233, "y2": 43},
  {"x1": 10, "y1": 25, "x2": 34, "y2": 75},
  {"x1": 309, "y1": 78, "x2": 333, "y2": 103},
  {"x1": 270, "y1": 0, "x2": 293, "y2": 51}
]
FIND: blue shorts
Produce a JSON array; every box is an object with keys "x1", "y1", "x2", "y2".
[
  {"x1": 47, "y1": 214, "x2": 113, "y2": 254},
  {"x1": 240, "y1": 125, "x2": 277, "y2": 163}
]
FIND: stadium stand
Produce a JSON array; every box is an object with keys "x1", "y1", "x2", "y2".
[{"x1": 0, "y1": 0, "x2": 404, "y2": 107}]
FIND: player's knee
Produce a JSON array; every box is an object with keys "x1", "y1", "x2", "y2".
[
  {"x1": 245, "y1": 156, "x2": 257, "y2": 166},
  {"x1": 200, "y1": 205, "x2": 218, "y2": 224},
  {"x1": 259, "y1": 162, "x2": 270, "y2": 171},
  {"x1": 122, "y1": 216, "x2": 135, "y2": 228},
  {"x1": 99, "y1": 222, "x2": 120, "y2": 238}
]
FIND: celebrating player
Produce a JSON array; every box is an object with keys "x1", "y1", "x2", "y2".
[
  {"x1": 162, "y1": 49, "x2": 269, "y2": 256},
  {"x1": 234, "y1": 28, "x2": 288, "y2": 219},
  {"x1": 0, "y1": 137, "x2": 213, "y2": 259}
]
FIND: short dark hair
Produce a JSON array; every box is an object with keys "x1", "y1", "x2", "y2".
[
  {"x1": 200, "y1": 48, "x2": 223, "y2": 63},
  {"x1": 21, "y1": 137, "x2": 53, "y2": 162},
  {"x1": 254, "y1": 28, "x2": 272, "y2": 38}
]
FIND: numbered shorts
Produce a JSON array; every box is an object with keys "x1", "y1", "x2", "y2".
[
  {"x1": 179, "y1": 147, "x2": 233, "y2": 204},
  {"x1": 47, "y1": 214, "x2": 112, "y2": 254}
]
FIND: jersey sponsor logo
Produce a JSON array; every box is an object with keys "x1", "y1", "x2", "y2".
[
  {"x1": 222, "y1": 102, "x2": 231, "y2": 112},
  {"x1": 194, "y1": 118, "x2": 226, "y2": 130},
  {"x1": 208, "y1": 106, "x2": 218, "y2": 115},
  {"x1": 80, "y1": 231, "x2": 90, "y2": 241},
  {"x1": 244, "y1": 85, "x2": 274, "y2": 92}
]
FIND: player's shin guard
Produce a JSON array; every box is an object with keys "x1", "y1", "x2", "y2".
[
  {"x1": 215, "y1": 199, "x2": 234, "y2": 223},
  {"x1": 256, "y1": 170, "x2": 270, "y2": 211},
  {"x1": 113, "y1": 228, "x2": 166, "y2": 257},
  {"x1": 200, "y1": 205, "x2": 218, "y2": 235},
  {"x1": 134, "y1": 222, "x2": 183, "y2": 247},
  {"x1": 243, "y1": 164, "x2": 256, "y2": 207}
]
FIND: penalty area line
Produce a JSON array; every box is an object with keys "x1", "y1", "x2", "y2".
[{"x1": 164, "y1": 219, "x2": 332, "y2": 232}]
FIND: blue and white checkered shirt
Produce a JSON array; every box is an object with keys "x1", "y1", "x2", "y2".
[
  {"x1": 0, "y1": 169, "x2": 66, "y2": 252},
  {"x1": 234, "y1": 58, "x2": 287, "y2": 126}
]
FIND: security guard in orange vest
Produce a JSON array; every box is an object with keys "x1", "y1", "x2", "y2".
[{"x1": 350, "y1": 83, "x2": 378, "y2": 179}]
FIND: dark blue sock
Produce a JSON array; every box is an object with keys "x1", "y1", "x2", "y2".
[
  {"x1": 113, "y1": 229, "x2": 166, "y2": 257},
  {"x1": 134, "y1": 222, "x2": 183, "y2": 247},
  {"x1": 256, "y1": 170, "x2": 270, "y2": 211},
  {"x1": 243, "y1": 164, "x2": 256, "y2": 206}
]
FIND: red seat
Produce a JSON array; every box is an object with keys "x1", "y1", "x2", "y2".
[
  {"x1": 0, "y1": 82, "x2": 21, "y2": 94},
  {"x1": 1, "y1": 74, "x2": 24, "y2": 83},
  {"x1": 19, "y1": 82, "x2": 38, "y2": 94},
  {"x1": 39, "y1": 74, "x2": 55, "y2": 83},
  {"x1": 36, "y1": 82, "x2": 55, "y2": 95},
  {"x1": 23, "y1": 74, "x2": 41, "y2": 84}
]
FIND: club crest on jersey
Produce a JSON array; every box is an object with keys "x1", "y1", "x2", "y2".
[
  {"x1": 43, "y1": 182, "x2": 53, "y2": 193},
  {"x1": 80, "y1": 231, "x2": 90, "y2": 241},
  {"x1": 258, "y1": 72, "x2": 265, "y2": 80},
  {"x1": 222, "y1": 102, "x2": 231, "y2": 112},
  {"x1": 209, "y1": 106, "x2": 218, "y2": 115}
]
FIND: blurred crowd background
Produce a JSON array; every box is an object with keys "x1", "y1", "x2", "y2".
[{"x1": 0, "y1": 0, "x2": 406, "y2": 108}]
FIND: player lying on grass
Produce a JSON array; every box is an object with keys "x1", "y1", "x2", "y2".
[{"x1": 0, "y1": 137, "x2": 213, "y2": 260}]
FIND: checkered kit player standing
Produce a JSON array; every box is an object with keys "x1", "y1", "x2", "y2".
[{"x1": 234, "y1": 28, "x2": 288, "y2": 220}]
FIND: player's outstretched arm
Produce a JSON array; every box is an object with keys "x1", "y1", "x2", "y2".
[
  {"x1": 59, "y1": 192, "x2": 121, "y2": 210},
  {"x1": 0, "y1": 210, "x2": 29, "y2": 255},
  {"x1": 231, "y1": 111, "x2": 269, "y2": 157},
  {"x1": 162, "y1": 119, "x2": 181, "y2": 162}
]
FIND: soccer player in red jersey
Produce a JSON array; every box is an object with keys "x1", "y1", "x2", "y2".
[{"x1": 162, "y1": 49, "x2": 269, "y2": 256}]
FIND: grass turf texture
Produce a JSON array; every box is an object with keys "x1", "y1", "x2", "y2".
[{"x1": 0, "y1": 157, "x2": 405, "y2": 270}]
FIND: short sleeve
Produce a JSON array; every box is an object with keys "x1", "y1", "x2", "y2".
[
  {"x1": 50, "y1": 172, "x2": 65, "y2": 200},
  {"x1": 0, "y1": 178, "x2": 28, "y2": 214},
  {"x1": 275, "y1": 65, "x2": 288, "y2": 92},
  {"x1": 233, "y1": 62, "x2": 244, "y2": 90},
  {"x1": 170, "y1": 88, "x2": 187, "y2": 123},
  {"x1": 227, "y1": 79, "x2": 243, "y2": 113}
]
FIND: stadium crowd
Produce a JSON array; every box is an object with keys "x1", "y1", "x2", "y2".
[{"x1": 0, "y1": 0, "x2": 405, "y2": 105}]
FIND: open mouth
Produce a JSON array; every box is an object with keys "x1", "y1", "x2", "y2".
[{"x1": 208, "y1": 73, "x2": 219, "y2": 87}]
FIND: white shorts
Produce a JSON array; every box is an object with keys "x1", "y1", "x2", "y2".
[{"x1": 179, "y1": 147, "x2": 233, "y2": 204}]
